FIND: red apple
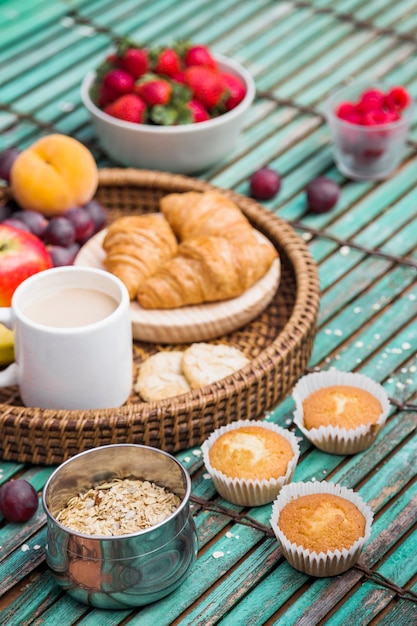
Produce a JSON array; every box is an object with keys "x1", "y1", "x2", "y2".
[{"x1": 0, "y1": 224, "x2": 52, "y2": 306}]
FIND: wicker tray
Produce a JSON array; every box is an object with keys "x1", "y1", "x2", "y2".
[{"x1": 0, "y1": 169, "x2": 320, "y2": 465}]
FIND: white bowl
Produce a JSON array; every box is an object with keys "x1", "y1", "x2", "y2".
[{"x1": 81, "y1": 54, "x2": 256, "y2": 174}]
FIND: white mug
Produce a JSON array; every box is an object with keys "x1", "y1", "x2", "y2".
[{"x1": 0, "y1": 266, "x2": 133, "y2": 410}]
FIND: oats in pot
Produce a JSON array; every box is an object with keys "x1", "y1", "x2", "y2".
[{"x1": 56, "y1": 478, "x2": 181, "y2": 536}]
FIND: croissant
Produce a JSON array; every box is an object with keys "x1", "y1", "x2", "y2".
[
  {"x1": 160, "y1": 191, "x2": 256, "y2": 241},
  {"x1": 137, "y1": 234, "x2": 277, "y2": 309},
  {"x1": 102, "y1": 215, "x2": 178, "y2": 299}
]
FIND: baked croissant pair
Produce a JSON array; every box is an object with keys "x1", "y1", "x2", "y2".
[{"x1": 102, "y1": 191, "x2": 278, "y2": 309}]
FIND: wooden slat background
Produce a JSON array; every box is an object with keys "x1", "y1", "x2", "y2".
[{"x1": 0, "y1": 1, "x2": 416, "y2": 624}]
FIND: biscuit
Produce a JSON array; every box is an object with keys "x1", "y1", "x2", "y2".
[
  {"x1": 182, "y1": 342, "x2": 249, "y2": 389},
  {"x1": 135, "y1": 351, "x2": 191, "y2": 402}
]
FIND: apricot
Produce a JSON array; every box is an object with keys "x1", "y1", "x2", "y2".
[{"x1": 10, "y1": 134, "x2": 99, "y2": 217}]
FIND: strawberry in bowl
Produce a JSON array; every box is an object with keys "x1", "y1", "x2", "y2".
[{"x1": 81, "y1": 40, "x2": 255, "y2": 174}]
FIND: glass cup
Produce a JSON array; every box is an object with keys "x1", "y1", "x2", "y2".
[{"x1": 325, "y1": 81, "x2": 414, "y2": 180}]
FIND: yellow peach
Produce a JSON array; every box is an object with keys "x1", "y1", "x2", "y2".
[{"x1": 10, "y1": 134, "x2": 99, "y2": 217}]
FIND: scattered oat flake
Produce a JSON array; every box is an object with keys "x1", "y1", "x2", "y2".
[
  {"x1": 59, "y1": 101, "x2": 75, "y2": 112},
  {"x1": 408, "y1": 294, "x2": 416, "y2": 301},
  {"x1": 355, "y1": 341, "x2": 364, "y2": 348},
  {"x1": 80, "y1": 25, "x2": 95, "y2": 36},
  {"x1": 324, "y1": 328, "x2": 332, "y2": 335},
  {"x1": 203, "y1": 472, "x2": 211, "y2": 480},
  {"x1": 340, "y1": 246, "x2": 350, "y2": 256},
  {"x1": 396, "y1": 382, "x2": 405, "y2": 390},
  {"x1": 61, "y1": 17, "x2": 74, "y2": 27},
  {"x1": 21, "y1": 544, "x2": 30, "y2": 552},
  {"x1": 353, "y1": 307, "x2": 362, "y2": 314},
  {"x1": 334, "y1": 329, "x2": 343, "y2": 336},
  {"x1": 409, "y1": 366, "x2": 416, "y2": 373},
  {"x1": 213, "y1": 551, "x2": 224, "y2": 559},
  {"x1": 183, "y1": 457, "x2": 191, "y2": 463},
  {"x1": 192, "y1": 449, "x2": 202, "y2": 457},
  {"x1": 302, "y1": 233, "x2": 313, "y2": 242},
  {"x1": 402, "y1": 342, "x2": 411, "y2": 350},
  {"x1": 33, "y1": 545, "x2": 41, "y2": 550},
  {"x1": 56, "y1": 478, "x2": 180, "y2": 536},
  {"x1": 226, "y1": 531, "x2": 234, "y2": 538}
]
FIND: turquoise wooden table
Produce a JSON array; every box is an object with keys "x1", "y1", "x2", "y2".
[{"x1": 0, "y1": 0, "x2": 416, "y2": 624}]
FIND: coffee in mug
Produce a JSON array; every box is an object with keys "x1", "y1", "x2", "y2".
[{"x1": 0, "y1": 266, "x2": 133, "y2": 410}]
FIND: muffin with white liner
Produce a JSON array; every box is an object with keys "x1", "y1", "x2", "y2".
[
  {"x1": 201, "y1": 419, "x2": 300, "y2": 506},
  {"x1": 292, "y1": 370, "x2": 390, "y2": 454},
  {"x1": 270, "y1": 480, "x2": 373, "y2": 577}
]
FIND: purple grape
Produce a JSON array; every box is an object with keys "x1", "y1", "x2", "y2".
[
  {"x1": 0, "y1": 479, "x2": 38, "y2": 522},
  {"x1": 306, "y1": 177, "x2": 340, "y2": 213},
  {"x1": 0, "y1": 203, "x2": 14, "y2": 222},
  {"x1": 63, "y1": 207, "x2": 95, "y2": 243},
  {"x1": 12, "y1": 210, "x2": 48, "y2": 238},
  {"x1": 43, "y1": 216, "x2": 76, "y2": 247},
  {"x1": 249, "y1": 167, "x2": 281, "y2": 200},
  {"x1": 83, "y1": 199, "x2": 107, "y2": 233},
  {"x1": 2, "y1": 217, "x2": 31, "y2": 232},
  {"x1": 48, "y1": 243, "x2": 80, "y2": 267},
  {"x1": 0, "y1": 147, "x2": 20, "y2": 182}
]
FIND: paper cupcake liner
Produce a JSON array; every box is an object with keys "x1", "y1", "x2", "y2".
[
  {"x1": 201, "y1": 419, "x2": 300, "y2": 507},
  {"x1": 292, "y1": 371, "x2": 390, "y2": 454},
  {"x1": 270, "y1": 481, "x2": 374, "y2": 577}
]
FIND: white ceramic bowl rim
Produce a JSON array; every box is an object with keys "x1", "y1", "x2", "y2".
[{"x1": 81, "y1": 53, "x2": 256, "y2": 134}]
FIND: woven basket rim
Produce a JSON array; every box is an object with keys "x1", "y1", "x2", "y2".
[{"x1": 0, "y1": 168, "x2": 320, "y2": 463}]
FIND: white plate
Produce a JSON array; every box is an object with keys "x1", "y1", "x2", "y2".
[{"x1": 74, "y1": 228, "x2": 280, "y2": 344}]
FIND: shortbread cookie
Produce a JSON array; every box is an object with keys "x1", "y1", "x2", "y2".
[
  {"x1": 135, "y1": 351, "x2": 191, "y2": 402},
  {"x1": 182, "y1": 343, "x2": 249, "y2": 389}
]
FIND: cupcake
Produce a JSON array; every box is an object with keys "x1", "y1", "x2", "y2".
[
  {"x1": 201, "y1": 420, "x2": 300, "y2": 506},
  {"x1": 293, "y1": 371, "x2": 390, "y2": 454},
  {"x1": 270, "y1": 481, "x2": 373, "y2": 577}
]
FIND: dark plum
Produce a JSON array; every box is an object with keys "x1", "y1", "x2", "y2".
[
  {"x1": 48, "y1": 243, "x2": 80, "y2": 267},
  {"x1": 63, "y1": 207, "x2": 95, "y2": 243},
  {"x1": 83, "y1": 199, "x2": 107, "y2": 233},
  {"x1": 249, "y1": 167, "x2": 281, "y2": 200},
  {"x1": 0, "y1": 479, "x2": 38, "y2": 523},
  {"x1": 306, "y1": 177, "x2": 340, "y2": 214},
  {"x1": 12, "y1": 210, "x2": 48, "y2": 238},
  {"x1": 2, "y1": 217, "x2": 31, "y2": 232},
  {"x1": 0, "y1": 147, "x2": 20, "y2": 182},
  {"x1": 43, "y1": 216, "x2": 76, "y2": 247},
  {"x1": 0, "y1": 203, "x2": 14, "y2": 222}
]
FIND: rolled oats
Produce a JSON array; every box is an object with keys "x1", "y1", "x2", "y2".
[{"x1": 56, "y1": 478, "x2": 181, "y2": 536}]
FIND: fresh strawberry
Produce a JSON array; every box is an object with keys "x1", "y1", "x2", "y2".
[
  {"x1": 221, "y1": 72, "x2": 246, "y2": 110},
  {"x1": 184, "y1": 66, "x2": 227, "y2": 111},
  {"x1": 98, "y1": 69, "x2": 135, "y2": 106},
  {"x1": 171, "y1": 70, "x2": 186, "y2": 84},
  {"x1": 106, "y1": 53, "x2": 118, "y2": 64},
  {"x1": 104, "y1": 94, "x2": 147, "y2": 123},
  {"x1": 119, "y1": 47, "x2": 149, "y2": 78},
  {"x1": 153, "y1": 48, "x2": 181, "y2": 77},
  {"x1": 185, "y1": 100, "x2": 210, "y2": 122},
  {"x1": 184, "y1": 44, "x2": 217, "y2": 69},
  {"x1": 135, "y1": 75, "x2": 172, "y2": 106}
]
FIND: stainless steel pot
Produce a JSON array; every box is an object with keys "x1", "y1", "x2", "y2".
[{"x1": 42, "y1": 444, "x2": 198, "y2": 609}]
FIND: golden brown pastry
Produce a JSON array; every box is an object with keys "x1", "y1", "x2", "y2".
[
  {"x1": 102, "y1": 215, "x2": 178, "y2": 299},
  {"x1": 160, "y1": 191, "x2": 257, "y2": 241},
  {"x1": 137, "y1": 234, "x2": 277, "y2": 309}
]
